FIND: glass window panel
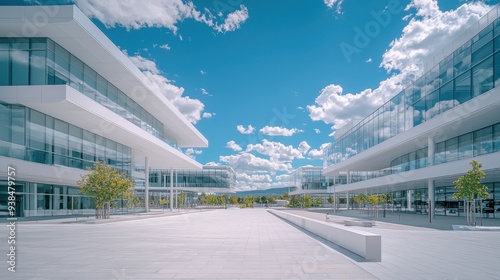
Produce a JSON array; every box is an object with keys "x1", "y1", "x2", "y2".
[
  {"x1": 30, "y1": 38, "x2": 46, "y2": 50},
  {"x1": 11, "y1": 50, "x2": 29, "y2": 85},
  {"x1": 0, "y1": 103, "x2": 10, "y2": 143},
  {"x1": 69, "y1": 126, "x2": 82, "y2": 169},
  {"x1": 435, "y1": 142, "x2": 446, "y2": 165},
  {"x1": 413, "y1": 98, "x2": 425, "y2": 127},
  {"x1": 458, "y1": 133, "x2": 473, "y2": 159},
  {"x1": 474, "y1": 126, "x2": 493, "y2": 156},
  {"x1": 45, "y1": 115, "x2": 53, "y2": 165},
  {"x1": 454, "y1": 46, "x2": 471, "y2": 76},
  {"x1": 472, "y1": 40, "x2": 492, "y2": 66},
  {"x1": 11, "y1": 38, "x2": 29, "y2": 50},
  {"x1": 425, "y1": 90, "x2": 439, "y2": 120},
  {"x1": 445, "y1": 137, "x2": 458, "y2": 162},
  {"x1": 46, "y1": 50, "x2": 55, "y2": 85},
  {"x1": 416, "y1": 148, "x2": 427, "y2": 169},
  {"x1": 106, "y1": 139, "x2": 117, "y2": 166},
  {"x1": 11, "y1": 106, "x2": 25, "y2": 146},
  {"x1": 413, "y1": 77, "x2": 424, "y2": 103},
  {"x1": 82, "y1": 130, "x2": 95, "y2": 163},
  {"x1": 107, "y1": 83, "x2": 118, "y2": 103},
  {"x1": 29, "y1": 50, "x2": 46, "y2": 85},
  {"x1": 472, "y1": 56, "x2": 493, "y2": 97},
  {"x1": 53, "y1": 119, "x2": 68, "y2": 158},
  {"x1": 454, "y1": 71, "x2": 471, "y2": 105},
  {"x1": 439, "y1": 81, "x2": 455, "y2": 114},
  {"x1": 439, "y1": 54, "x2": 454, "y2": 85},
  {"x1": 0, "y1": 38, "x2": 9, "y2": 50},
  {"x1": 83, "y1": 64, "x2": 97, "y2": 96},
  {"x1": 69, "y1": 55, "x2": 84, "y2": 91},
  {"x1": 494, "y1": 123, "x2": 500, "y2": 152},
  {"x1": 494, "y1": 52, "x2": 500, "y2": 87},
  {"x1": 28, "y1": 109, "x2": 45, "y2": 151},
  {"x1": 495, "y1": 17, "x2": 500, "y2": 38},
  {"x1": 95, "y1": 135, "x2": 106, "y2": 163},
  {"x1": 0, "y1": 51, "x2": 9, "y2": 85},
  {"x1": 96, "y1": 73, "x2": 107, "y2": 97},
  {"x1": 54, "y1": 46, "x2": 69, "y2": 85}
]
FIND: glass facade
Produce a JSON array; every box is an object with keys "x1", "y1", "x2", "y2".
[
  {"x1": 0, "y1": 102, "x2": 132, "y2": 175},
  {"x1": 0, "y1": 180, "x2": 95, "y2": 217},
  {"x1": 325, "y1": 17, "x2": 500, "y2": 167},
  {"x1": 0, "y1": 37, "x2": 170, "y2": 145},
  {"x1": 389, "y1": 122, "x2": 500, "y2": 174},
  {"x1": 289, "y1": 167, "x2": 333, "y2": 191},
  {"x1": 148, "y1": 167, "x2": 236, "y2": 191}
]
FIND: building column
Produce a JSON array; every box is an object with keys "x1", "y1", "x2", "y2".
[
  {"x1": 170, "y1": 168, "x2": 174, "y2": 211},
  {"x1": 428, "y1": 136, "x2": 435, "y2": 167},
  {"x1": 428, "y1": 179, "x2": 435, "y2": 223},
  {"x1": 407, "y1": 189, "x2": 412, "y2": 211},
  {"x1": 33, "y1": 183, "x2": 37, "y2": 217},
  {"x1": 175, "y1": 169, "x2": 178, "y2": 209},
  {"x1": 145, "y1": 156, "x2": 149, "y2": 213},
  {"x1": 346, "y1": 191, "x2": 350, "y2": 210}
]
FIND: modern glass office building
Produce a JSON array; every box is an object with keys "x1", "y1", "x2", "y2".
[
  {"x1": 324, "y1": 5, "x2": 500, "y2": 220},
  {"x1": 148, "y1": 166, "x2": 236, "y2": 193},
  {"x1": 145, "y1": 165, "x2": 235, "y2": 209},
  {"x1": 288, "y1": 166, "x2": 333, "y2": 197},
  {"x1": 0, "y1": 5, "x2": 208, "y2": 217}
]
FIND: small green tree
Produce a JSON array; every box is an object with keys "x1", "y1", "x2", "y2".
[
  {"x1": 243, "y1": 195, "x2": 255, "y2": 208},
  {"x1": 78, "y1": 162, "x2": 134, "y2": 219},
  {"x1": 314, "y1": 197, "x2": 322, "y2": 207},
  {"x1": 303, "y1": 195, "x2": 313, "y2": 208},
  {"x1": 353, "y1": 193, "x2": 367, "y2": 209},
  {"x1": 453, "y1": 160, "x2": 489, "y2": 226}
]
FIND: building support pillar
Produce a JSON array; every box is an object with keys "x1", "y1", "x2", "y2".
[
  {"x1": 428, "y1": 136, "x2": 435, "y2": 167},
  {"x1": 170, "y1": 168, "x2": 174, "y2": 211},
  {"x1": 428, "y1": 179, "x2": 435, "y2": 223},
  {"x1": 346, "y1": 171, "x2": 350, "y2": 210},
  {"x1": 407, "y1": 189, "x2": 412, "y2": 211},
  {"x1": 33, "y1": 183, "x2": 37, "y2": 217},
  {"x1": 145, "y1": 156, "x2": 149, "y2": 213}
]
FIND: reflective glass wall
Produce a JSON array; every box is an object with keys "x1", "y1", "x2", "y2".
[
  {"x1": 0, "y1": 38, "x2": 168, "y2": 145},
  {"x1": 0, "y1": 180, "x2": 95, "y2": 217},
  {"x1": 326, "y1": 16, "x2": 500, "y2": 167},
  {"x1": 0, "y1": 102, "x2": 132, "y2": 175},
  {"x1": 289, "y1": 168, "x2": 333, "y2": 191},
  {"x1": 148, "y1": 167, "x2": 236, "y2": 191}
]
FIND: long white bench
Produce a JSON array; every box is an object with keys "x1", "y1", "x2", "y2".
[
  {"x1": 269, "y1": 210, "x2": 381, "y2": 262},
  {"x1": 344, "y1": 220, "x2": 376, "y2": 227}
]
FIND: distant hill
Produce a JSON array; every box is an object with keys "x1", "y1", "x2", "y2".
[{"x1": 235, "y1": 187, "x2": 290, "y2": 197}]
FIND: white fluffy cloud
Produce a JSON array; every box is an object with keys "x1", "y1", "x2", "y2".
[
  {"x1": 216, "y1": 139, "x2": 315, "y2": 191},
  {"x1": 259, "y1": 126, "x2": 303, "y2": 137},
  {"x1": 184, "y1": 148, "x2": 202, "y2": 159},
  {"x1": 220, "y1": 152, "x2": 291, "y2": 173},
  {"x1": 214, "y1": 5, "x2": 249, "y2": 33},
  {"x1": 226, "y1": 140, "x2": 242, "y2": 152},
  {"x1": 324, "y1": 0, "x2": 344, "y2": 14},
  {"x1": 236, "y1": 125, "x2": 255, "y2": 134},
  {"x1": 309, "y1": 0, "x2": 492, "y2": 132},
  {"x1": 128, "y1": 55, "x2": 205, "y2": 124},
  {"x1": 74, "y1": 0, "x2": 249, "y2": 34},
  {"x1": 202, "y1": 112, "x2": 214, "y2": 118},
  {"x1": 246, "y1": 139, "x2": 310, "y2": 162},
  {"x1": 308, "y1": 143, "x2": 331, "y2": 159}
]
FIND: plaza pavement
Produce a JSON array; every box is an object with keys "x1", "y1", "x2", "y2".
[{"x1": 0, "y1": 208, "x2": 499, "y2": 279}]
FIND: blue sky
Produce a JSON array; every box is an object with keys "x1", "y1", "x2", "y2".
[{"x1": 34, "y1": 0, "x2": 500, "y2": 190}]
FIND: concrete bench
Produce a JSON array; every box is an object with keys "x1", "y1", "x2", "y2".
[
  {"x1": 268, "y1": 210, "x2": 381, "y2": 262},
  {"x1": 344, "y1": 220, "x2": 376, "y2": 227}
]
